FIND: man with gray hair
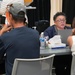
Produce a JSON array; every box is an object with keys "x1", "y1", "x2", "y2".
[{"x1": 0, "y1": 3, "x2": 40, "y2": 75}]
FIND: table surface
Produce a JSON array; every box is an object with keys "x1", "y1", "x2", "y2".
[{"x1": 40, "y1": 46, "x2": 71, "y2": 56}]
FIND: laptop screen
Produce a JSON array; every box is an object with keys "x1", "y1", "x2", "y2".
[{"x1": 58, "y1": 29, "x2": 72, "y2": 45}]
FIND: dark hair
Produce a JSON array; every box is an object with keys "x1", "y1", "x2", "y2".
[
  {"x1": 72, "y1": 17, "x2": 75, "y2": 28},
  {"x1": 53, "y1": 12, "x2": 66, "y2": 21},
  {"x1": 9, "y1": 11, "x2": 26, "y2": 23}
]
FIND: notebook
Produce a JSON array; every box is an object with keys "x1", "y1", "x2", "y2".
[{"x1": 58, "y1": 29, "x2": 72, "y2": 45}]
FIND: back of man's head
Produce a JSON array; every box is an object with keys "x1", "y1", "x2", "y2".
[{"x1": 7, "y1": 3, "x2": 26, "y2": 23}]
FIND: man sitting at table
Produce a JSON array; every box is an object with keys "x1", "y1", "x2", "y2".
[
  {"x1": 0, "y1": 3, "x2": 40, "y2": 75},
  {"x1": 44, "y1": 12, "x2": 72, "y2": 75}
]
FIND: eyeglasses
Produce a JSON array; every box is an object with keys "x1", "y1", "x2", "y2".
[{"x1": 56, "y1": 19, "x2": 66, "y2": 23}]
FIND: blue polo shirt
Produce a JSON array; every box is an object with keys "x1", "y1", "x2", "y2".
[{"x1": 44, "y1": 25, "x2": 71, "y2": 39}]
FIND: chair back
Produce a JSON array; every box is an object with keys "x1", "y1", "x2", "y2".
[
  {"x1": 12, "y1": 54, "x2": 55, "y2": 75},
  {"x1": 71, "y1": 53, "x2": 75, "y2": 75}
]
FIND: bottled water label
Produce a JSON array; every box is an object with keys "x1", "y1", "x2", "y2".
[{"x1": 40, "y1": 38, "x2": 46, "y2": 49}]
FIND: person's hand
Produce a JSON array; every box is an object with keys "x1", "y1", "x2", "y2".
[{"x1": 0, "y1": 24, "x2": 12, "y2": 36}]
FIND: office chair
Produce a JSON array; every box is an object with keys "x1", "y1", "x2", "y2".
[
  {"x1": 11, "y1": 54, "x2": 55, "y2": 75},
  {"x1": 71, "y1": 53, "x2": 75, "y2": 75},
  {"x1": 35, "y1": 20, "x2": 50, "y2": 34}
]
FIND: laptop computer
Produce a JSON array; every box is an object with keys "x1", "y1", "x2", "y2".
[{"x1": 58, "y1": 29, "x2": 72, "y2": 45}]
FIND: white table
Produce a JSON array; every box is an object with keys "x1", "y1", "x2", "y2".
[{"x1": 40, "y1": 46, "x2": 71, "y2": 56}]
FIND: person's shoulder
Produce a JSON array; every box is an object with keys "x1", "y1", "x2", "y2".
[
  {"x1": 45, "y1": 25, "x2": 55, "y2": 31},
  {"x1": 0, "y1": 31, "x2": 12, "y2": 38},
  {"x1": 0, "y1": 28, "x2": 17, "y2": 39},
  {"x1": 68, "y1": 36, "x2": 72, "y2": 39},
  {"x1": 0, "y1": 32, "x2": 10, "y2": 41},
  {"x1": 26, "y1": 27, "x2": 39, "y2": 34}
]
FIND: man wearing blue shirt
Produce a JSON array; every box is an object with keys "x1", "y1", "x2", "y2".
[{"x1": 0, "y1": 3, "x2": 40, "y2": 75}]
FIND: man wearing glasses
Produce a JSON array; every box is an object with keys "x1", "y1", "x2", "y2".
[
  {"x1": 44, "y1": 12, "x2": 71, "y2": 38},
  {"x1": 44, "y1": 12, "x2": 72, "y2": 75}
]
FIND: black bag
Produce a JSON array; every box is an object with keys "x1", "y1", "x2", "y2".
[{"x1": 35, "y1": 20, "x2": 49, "y2": 34}]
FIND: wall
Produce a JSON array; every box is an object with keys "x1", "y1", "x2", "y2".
[{"x1": 50, "y1": 0, "x2": 62, "y2": 25}]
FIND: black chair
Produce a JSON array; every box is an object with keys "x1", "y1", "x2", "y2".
[{"x1": 35, "y1": 20, "x2": 50, "y2": 34}]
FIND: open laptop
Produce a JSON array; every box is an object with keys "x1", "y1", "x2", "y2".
[{"x1": 58, "y1": 29, "x2": 72, "y2": 45}]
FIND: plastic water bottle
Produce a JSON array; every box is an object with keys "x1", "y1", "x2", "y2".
[{"x1": 40, "y1": 32, "x2": 46, "y2": 49}]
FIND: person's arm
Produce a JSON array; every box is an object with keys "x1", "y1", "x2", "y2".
[
  {"x1": 0, "y1": 24, "x2": 12, "y2": 36},
  {"x1": 44, "y1": 29, "x2": 49, "y2": 36},
  {"x1": 44, "y1": 27, "x2": 51, "y2": 38},
  {"x1": 44, "y1": 26, "x2": 55, "y2": 39},
  {"x1": 67, "y1": 36, "x2": 73, "y2": 48}
]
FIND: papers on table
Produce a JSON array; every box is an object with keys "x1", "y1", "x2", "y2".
[{"x1": 47, "y1": 35, "x2": 66, "y2": 49}]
